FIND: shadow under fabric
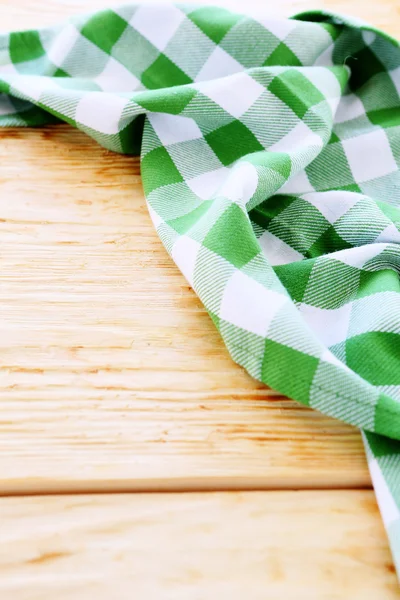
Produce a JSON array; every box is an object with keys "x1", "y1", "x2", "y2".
[{"x1": 1, "y1": 3, "x2": 400, "y2": 576}]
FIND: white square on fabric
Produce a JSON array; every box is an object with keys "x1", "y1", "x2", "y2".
[
  {"x1": 302, "y1": 67, "x2": 341, "y2": 103},
  {"x1": 313, "y1": 44, "x2": 335, "y2": 67},
  {"x1": 75, "y1": 92, "x2": 128, "y2": 134},
  {"x1": 95, "y1": 57, "x2": 141, "y2": 92},
  {"x1": 298, "y1": 302, "x2": 353, "y2": 348},
  {"x1": 187, "y1": 167, "x2": 229, "y2": 200},
  {"x1": 320, "y1": 348, "x2": 349, "y2": 369},
  {"x1": 220, "y1": 271, "x2": 287, "y2": 336},
  {"x1": 171, "y1": 235, "x2": 201, "y2": 287},
  {"x1": 362, "y1": 30, "x2": 376, "y2": 45},
  {"x1": 375, "y1": 223, "x2": 400, "y2": 244},
  {"x1": 278, "y1": 169, "x2": 315, "y2": 194},
  {"x1": 11, "y1": 75, "x2": 60, "y2": 102},
  {"x1": 148, "y1": 113, "x2": 202, "y2": 146},
  {"x1": 342, "y1": 129, "x2": 397, "y2": 182},
  {"x1": 334, "y1": 243, "x2": 388, "y2": 269},
  {"x1": 334, "y1": 93, "x2": 366, "y2": 124},
  {"x1": 195, "y1": 46, "x2": 244, "y2": 83},
  {"x1": 45, "y1": 23, "x2": 80, "y2": 67},
  {"x1": 219, "y1": 161, "x2": 258, "y2": 204},
  {"x1": 258, "y1": 230, "x2": 304, "y2": 266},
  {"x1": 268, "y1": 120, "x2": 323, "y2": 153},
  {"x1": 301, "y1": 190, "x2": 360, "y2": 224},
  {"x1": 197, "y1": 72, "x2": 264, "y2": 118},
  {"x1": 130, "y1": 5, "x2": 185, "y2": 51}
]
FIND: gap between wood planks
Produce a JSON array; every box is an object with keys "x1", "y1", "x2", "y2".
[{"x1": 0, "y1": 476, "x2": 373, "y2": 498}]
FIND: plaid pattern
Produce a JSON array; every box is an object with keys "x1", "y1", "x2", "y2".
[{"x1": 1, "y1": 4, "x2": 400, "y2": 575}]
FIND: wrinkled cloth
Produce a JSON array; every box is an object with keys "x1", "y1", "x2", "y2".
[{"x1": 1, "y1": 4, "x2": 400, "y2": 574}]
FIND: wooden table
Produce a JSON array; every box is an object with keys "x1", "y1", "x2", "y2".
[{"x1": 0, "y1": 0, "x2": 399, "y2": 597}]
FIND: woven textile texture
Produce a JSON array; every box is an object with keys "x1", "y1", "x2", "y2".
[{"x1": 1, "y1": 4, "x2": 400, "y2": 575}]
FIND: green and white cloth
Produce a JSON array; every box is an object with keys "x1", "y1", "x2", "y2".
[{"x1": 1, "y1": 3, "x2": 400, "y2": 575}]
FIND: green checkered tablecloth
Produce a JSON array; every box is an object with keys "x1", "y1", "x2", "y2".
[{"x1": 1, "y1": 3, "x2": 400, "y2": 575}]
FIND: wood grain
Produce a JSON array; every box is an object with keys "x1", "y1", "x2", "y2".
[
  {"x1": 0, "y1": 125, "x2": 369, "y2": 494},
  {"x1": 1, "y1": 0, "x2": 397, "y2": 496},
  {"x1": 2, "y1": 0, "x2": 394, "y2": 494},
  {"x1": 0, "y1": 490, "x2": 398, "y2": 599}
]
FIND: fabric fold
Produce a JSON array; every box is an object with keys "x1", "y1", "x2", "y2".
[{"x1": 1, "y1": 3, "x2": 400, "y2": 577}]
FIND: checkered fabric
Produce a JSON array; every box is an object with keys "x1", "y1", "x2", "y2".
[{"x1": 1, "y1": 3, "x2": 400, "y2": 574}]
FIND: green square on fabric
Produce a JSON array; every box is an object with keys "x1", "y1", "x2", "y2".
[
  {"x1": 221, "y1": 20, "x2": 280, "y2": 68},
  {"x1": 167, "y1": 138, "x2": 222, "y2": 180},
  {"x1": 141, "y1": 146, "x2": 184, "y2": 195},
  {"x1": 274, "y1": 258, "x2": 315, "y2": 303},
  {"x1": 250, "y1": 194, "x2": 297, "y2": 231},
  {"x1": 263, "y1": 43, "x2": 302, "y2": 67},
  {"x1": 203, "y1": 204, "x2": 260, "y2": 268},
  {"x1": 375, "y1": 394, "x2": 400, "y2": 440},
  {"x1": 9, "y1": 31, "x2": 45, "y2": 64},
  {"x1": 205, "y1": 121, "x2": 263, "y2": 166},
  {"x1": 168, "y1": 200, "x2": 212, "y2": 234},
  {"x1": 221, "y1": 320, "x2": 266, "y2": 372},
  {"x1": 246, "y1": 151, "x2": 292, "y2": 179},
  {"x1": 366, "y1": 431, "x2": 400, "y2": 459},
  {"x1": 375, "y1": 199, "x2": 400, "y2": 224},
  {"x1": 53, "y1": 68, "x2": 69, "y2": 78},
  {"x1": 268, "y1": 198, "x2": 331, "y2": 254},
  {"x1": 262, "y1": 340, "x2": 319, "y2": 405},
  {"x1": 310, "y1": 359, "x2": 378, "y2": 429},
  {"x1": 81, "y1": 10, "x2": 128, "y2": 55},
  {"x1": 320, "y1": 22, "x2": 343, "y2": 41},
  {"x1": 328, "y1": 131, "x2": 340, "y2": 144},
  {"x1": 367, "y1": 107, "x2": 400, "y2": 129},
  {"x1": 163, "y1": 19, "x2": 216, "y2": 80},
  {"x1": 356, "y1": 269, "x2": 400, "y2": 299},
  {"x1": 9, "y1": 55, "x2": 48, "y2": 76},
  {"x1": 111, "y1": 26, "x2": 159, "y2": 77},
  {"x1": 361, "y1": 72, "x2": 400, "y2": 113},
  {"x1": 269, "y1": 69, "x2": 325, "y2": 119},
  {"x1": 334, "y1": 198, "x2": 390, "y2": 245},
  {"x1": 141, "y1": 54, "x2": 192, "y2": 89},
  {"x1": 188, "y1": 6, "x2": 241, "y2": 44},
  {"x1": 347, "y1": 45, "x2": 385, "y2": 91},
  {"x1": 306, "y1": 142, "x2": 354, "y2": 190},
  {"x1": 308, "y1": 226, "x2": 353, "y2": 258},
  {"x1": 119, "y1": 114, "x2": 145, "y2": 155},
  {"x1": 333, "y1": 182, "x2": 362, "y2": 194},
  {"x1": 346, "y1": 332, "x2": 400, "y2": 386},
  {"x1": 303, "y1": 258, "x2": 360, "y2": 309},
  {"x1": 135, "y1": 86, "x2": 197, "y2": 114},
  {"x1": 370, "y1": 35, "x2": 400, "y2": 70}
]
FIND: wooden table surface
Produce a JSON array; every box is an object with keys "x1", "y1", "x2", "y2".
[{"x1": 0, "y1": 0, "x2": 399, "y2": 597}]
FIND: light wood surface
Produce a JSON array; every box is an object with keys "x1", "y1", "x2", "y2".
[
  {"x1": 0, "y1": 0, "x2": 399, "y2": 597},
  {"x1": 0, "y1": 491, "x2": 398, "y2": 600},
  {"x1": 0, "y1": 125, "x2": 368, "y2": 494}
]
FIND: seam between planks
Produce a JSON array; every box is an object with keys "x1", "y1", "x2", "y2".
[{"x1": 0, "y1": 476, "x2": 373, "y2": 498}]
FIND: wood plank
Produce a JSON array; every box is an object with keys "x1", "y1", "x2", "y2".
[
  {"x1": 0, "y1": 490, "x2": 397, "y2": 599},
  {"x1": 1, "y1": 0, "x2": 397, "y2": 494},
  {"x1": 0, "y1": 125, "x2": 369, "y2": 494}
]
